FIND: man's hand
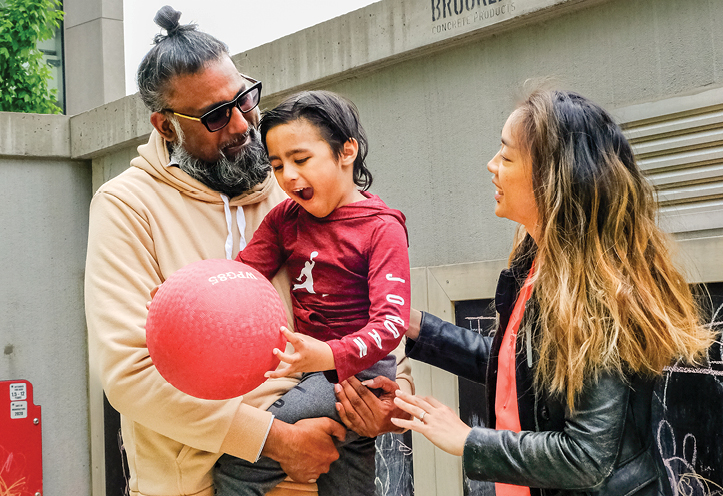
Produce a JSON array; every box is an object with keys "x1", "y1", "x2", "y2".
[
  {"x1": 334, "y1": 376, "x2": 412, "y2": 437},
  {"x1": 265, "y1": 327, "x2": 335, "y2": 378},
  {"x1": 261, "y1": 417, "x2": 346, "y2": 483}
]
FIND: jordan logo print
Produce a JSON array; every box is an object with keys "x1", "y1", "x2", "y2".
[{"x1": 293, "y1": 251, "x2": 318, "y2": 294}]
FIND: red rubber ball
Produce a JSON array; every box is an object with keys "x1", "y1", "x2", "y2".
[{"x1": 146, "y1": 259, "x2": 287, "y2": 400}]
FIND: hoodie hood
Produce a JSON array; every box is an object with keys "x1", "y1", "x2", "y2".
[
  {"x1": 131, "y1": 129, "x2": 276, "y2": 207},
  {"x1": 321, "y1": 191, "x2": 409, "y2": 245},
  {"x1": 130, "y1": 129, "x2": 287, "y2": 258},
  {"x1": 323, "y1": 191, "x2": 404, "y2": 220}
]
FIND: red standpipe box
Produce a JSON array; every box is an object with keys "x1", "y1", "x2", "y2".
[{"x1": 0, "y1": 380, "x2": 42, "y2": 496}]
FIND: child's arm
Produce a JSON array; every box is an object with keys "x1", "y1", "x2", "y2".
[
  {"x1": 265, "y1": 326, "x2": 336, "y2": 378},
  {"x1": 235, "y1": 200, "x2": 290, "y2": 279},
  {"x1": 326, "y1": 215, "x2": 411, "y2": 382}
]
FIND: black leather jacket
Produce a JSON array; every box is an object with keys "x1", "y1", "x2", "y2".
[{"x1": 405, "y1": 261, "x2": 672, "y2": 496}]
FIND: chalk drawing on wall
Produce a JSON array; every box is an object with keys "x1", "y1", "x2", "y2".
[
  {"x1": 457, "y1": 298, "x2": 497, "y2": 496},
  {"x1": 375, "y1": 432, "x2": 414, "y2": 496},
  {"x1": 654, "y1": 283, "x2": 723, "y2": 496},
  {"x1": 0, "y1": 446, "x2": 29, "y2": 496}
]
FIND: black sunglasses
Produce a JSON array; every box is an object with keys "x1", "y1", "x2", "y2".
[{"x1": 166, "y1": 75, "x2": 262, "y2": 132}]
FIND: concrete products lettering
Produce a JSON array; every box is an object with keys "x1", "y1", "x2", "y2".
[{"x1": 431, "y1": 0, "x2": 515, "y2": 35}]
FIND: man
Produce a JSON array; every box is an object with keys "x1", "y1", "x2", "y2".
[{"x1": 84, "y1": 6, "x2": 412, "y2": 496}]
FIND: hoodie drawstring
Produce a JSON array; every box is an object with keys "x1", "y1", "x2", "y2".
[{"x1": 221, "y1": 194, "x2": 247, "y2": 259}]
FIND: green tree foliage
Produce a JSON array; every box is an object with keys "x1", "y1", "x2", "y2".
[{"x1": 0, "y1": 0, "x2": 64, "y2": 114}]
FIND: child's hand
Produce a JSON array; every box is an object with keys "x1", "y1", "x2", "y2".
[
  {"x1": 146, "y1": 284, "x2": 161, "y2": 310},
  {"x1": 265, "y1": 327, "x2": 335, "y2": 378}
]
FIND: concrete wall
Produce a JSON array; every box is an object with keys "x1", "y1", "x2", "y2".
[
  {"x1": 243, "y1": 0, "x2": 723, "y2": 268},
  {"x1": 76, "y1": 0, "x2": 723, "y2": 267},
  {"x1": 0, "y1": 113, "x2": 92, "y2": 495},
  {"x1": 1, "y1": 0, "x2": 722, "y2": 494},
  {"x1": 64, "y1": 0, "x2": 125, "y2": 115}
]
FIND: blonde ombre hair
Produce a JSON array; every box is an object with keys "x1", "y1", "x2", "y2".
[{"x1": 510, "y1": 90, "x2": 716, "y2": 409}]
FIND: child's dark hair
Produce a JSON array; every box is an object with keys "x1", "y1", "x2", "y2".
[{"x1": 260, "y1": 90, "x2": 372, "y2": 190}]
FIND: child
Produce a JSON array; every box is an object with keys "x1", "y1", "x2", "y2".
[{"x1": 214, "y1": 90, "x2": 411, "y2": 496}]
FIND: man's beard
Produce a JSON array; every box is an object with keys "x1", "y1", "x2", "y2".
[{"x1": 172, "y1": 128, "x2": 271, "y2": 198}]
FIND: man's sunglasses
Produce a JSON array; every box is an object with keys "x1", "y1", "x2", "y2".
[{"x1": 166, "y1": 75, "x2": 262, "y2": 132}]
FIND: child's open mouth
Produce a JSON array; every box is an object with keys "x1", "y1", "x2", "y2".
[{"x1": 294, "y1": 187, "x2": 314, "y2": 201}]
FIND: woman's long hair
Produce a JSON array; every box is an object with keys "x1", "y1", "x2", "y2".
[{"x1": 511, "y1": 90, "x2": 715, "y2": 408}]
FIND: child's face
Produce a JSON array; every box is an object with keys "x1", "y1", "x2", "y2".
[{"x1": 266, "y1": 119, "x2": 364, "y2": 218}]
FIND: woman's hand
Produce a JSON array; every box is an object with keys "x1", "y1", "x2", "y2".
[
  {"x1": 391, "y1": 389, "x2": 471, "y2": 456},
  {"x1": 265, "y1": 327, "x2": 335, "y2": 378},
  {"x1": 334, "y1": 376, "x2": 411, "y2": 437}
]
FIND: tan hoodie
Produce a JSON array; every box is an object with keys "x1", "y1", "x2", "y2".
[{"x1": 85, "y1": 130, "x2": 412, "y2": 496}]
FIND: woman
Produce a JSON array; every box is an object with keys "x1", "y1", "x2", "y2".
[{"x1": 390, "y1": 90, "x2": 716, "y2": 496}]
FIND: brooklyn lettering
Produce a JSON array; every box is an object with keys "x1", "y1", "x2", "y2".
[{"x1": 431, "y1": 0, "x2": 504, "y2": 21}]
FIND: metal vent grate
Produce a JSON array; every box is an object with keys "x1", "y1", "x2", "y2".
[{"x1": 619, "y1": 90, "x2": 723, "y2": 234}]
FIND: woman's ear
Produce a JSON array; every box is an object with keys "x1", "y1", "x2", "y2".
[
  {"x1": 340, "y1": 138, "x2": 359, "y2": 167},
  {"x1": 151, "y1": 112, "x2": 178, "y2": 143}
]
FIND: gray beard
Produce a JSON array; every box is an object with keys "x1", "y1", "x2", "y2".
[{"x1": 172, "y1": 128, "x2": 271, "y2": 198}]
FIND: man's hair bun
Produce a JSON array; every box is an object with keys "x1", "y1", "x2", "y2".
[
  {"x1": 137, "y1": 4, "x2": 228, "y2": 112},
  {"x1": 154, "y1": 6, "x2": 183, "y2": 36}
]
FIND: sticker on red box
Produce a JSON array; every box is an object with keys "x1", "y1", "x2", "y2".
[
  {"x1": 10, "y1": 401, "x2": 28, "y2": 419},
  {"x1": 10, "y1": 382, "x2": 27, "y2": 401}
]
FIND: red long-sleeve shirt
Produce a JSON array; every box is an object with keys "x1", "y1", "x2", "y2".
[{"x1": 237, "y1": 192, "x2": 410, "y2": 382}]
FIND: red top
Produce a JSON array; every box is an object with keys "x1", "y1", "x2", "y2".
[
  {"x1": 237, "y1": 192, "x2": 410, "y2": 382},
  {"x1": 494, "y1": 265, "x2": 535, "y2": 496}
]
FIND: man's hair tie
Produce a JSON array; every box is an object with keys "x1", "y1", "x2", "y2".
[{"x1": 154, "y1": 5, "x2": 183, "y2": 37}]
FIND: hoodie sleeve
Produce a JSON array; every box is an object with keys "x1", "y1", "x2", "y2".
[
  {"x1": 327, "y1": 214, "x2": 411, "y2": 382},
  {"x1": 85, "y1": 187, "x2": 273, "y2": 462}
]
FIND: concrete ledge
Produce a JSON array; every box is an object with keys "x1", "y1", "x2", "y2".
[
  {"x1": 69, "y1": 92, "x2": 152, "y2": 159},
  {"x1": 68, "y1": 0, "x2": 603, "y2": 158},
  {"x1": 0, "y1": 112, "x2": 72, "y2": 158},
  {"x1": 616, "y1": 85, "x2": 723, "y2": 126},
  {"x1": 233, "y1": 0, "x2": 603, "y2": 106}
]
